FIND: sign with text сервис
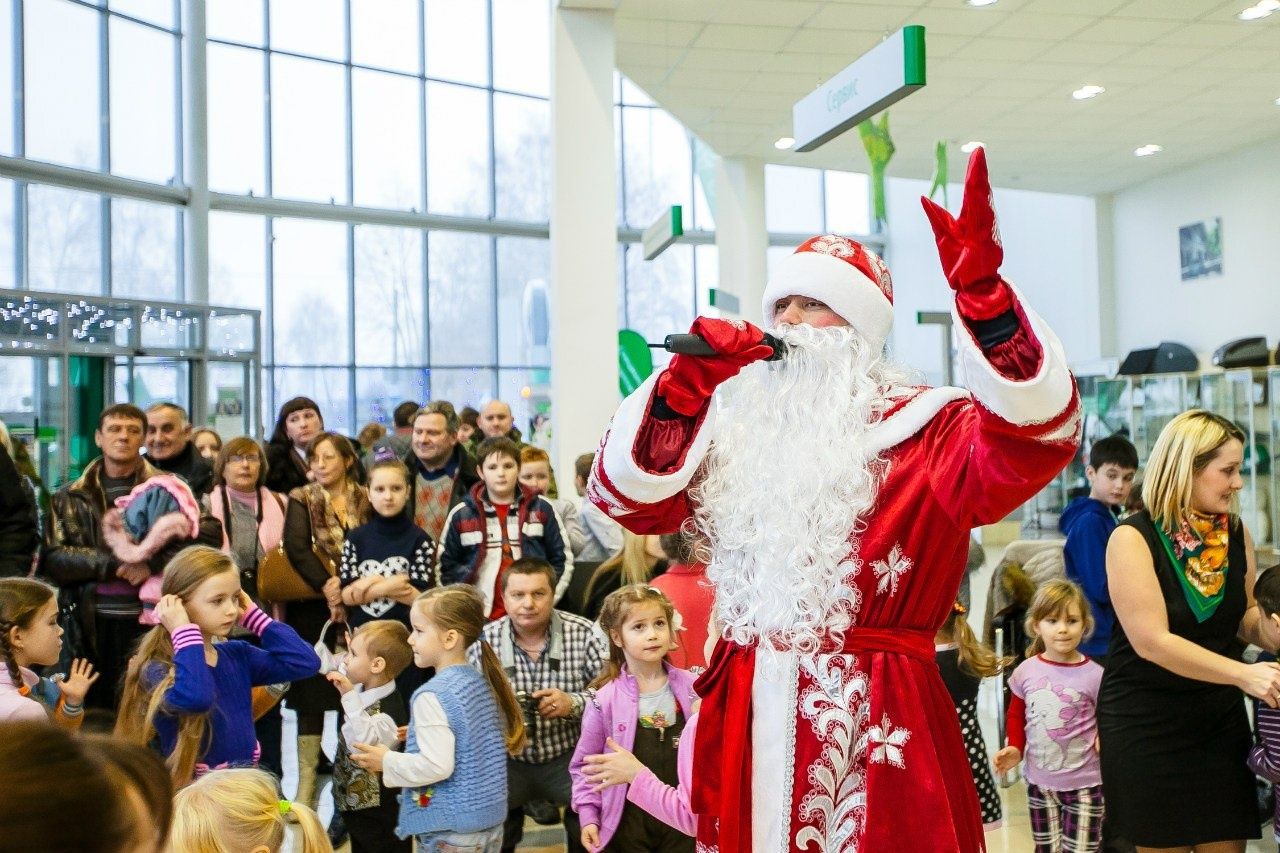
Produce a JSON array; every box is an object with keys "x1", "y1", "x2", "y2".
[{"x1": 793, "y1": 26, "x2": 926, "y2": 152}]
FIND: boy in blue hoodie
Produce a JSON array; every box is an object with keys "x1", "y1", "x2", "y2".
[{"x1": 1060, "y1": 434, "x2": 1138, "y2": 664}]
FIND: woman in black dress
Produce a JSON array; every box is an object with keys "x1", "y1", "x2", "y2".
[{"x1": 1099, "y1": 411, "x2": 1280, "y2": 851}]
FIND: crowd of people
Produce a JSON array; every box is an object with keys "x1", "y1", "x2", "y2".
[
  {"x1": 0, "y1": 393, "x2": 721, "y2": 853},
  {"x1": 0, "y1": 153, "x2": 1276, "y2": 852}
]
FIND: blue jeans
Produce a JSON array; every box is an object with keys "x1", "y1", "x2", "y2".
[{"x1": 414, "y1": 823, "x2": 504, "y2": 853}]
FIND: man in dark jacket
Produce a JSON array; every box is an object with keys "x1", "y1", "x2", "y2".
[
  {"x1": 144, "y1": 402, "x2": 214, "y2": 496},
  {"x1": 42, "y1": 403, "x2": 222, "y2": 707},
  {"x1": 403, "y1": 401, "x2": 479, "y2": 546},
  {"x1": 0, "y1": 431, "x2": 39, "y2": 577}
]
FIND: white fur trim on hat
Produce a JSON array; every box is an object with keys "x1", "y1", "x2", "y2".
[{"x1": 761, "y1": 251, "x2": 894, "y2": 349}]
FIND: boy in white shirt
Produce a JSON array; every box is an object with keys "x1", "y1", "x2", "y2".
[{"x1": 327, "y1": 620, "x2": 414, "y2": 853}]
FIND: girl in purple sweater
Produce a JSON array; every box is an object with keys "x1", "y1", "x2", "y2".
[
  {"x1": 570, "y1": 585, "x2": 698, "y2": 852},
  {"x1": 115, "y1": 545, "x2": 320, "y2": 786}
]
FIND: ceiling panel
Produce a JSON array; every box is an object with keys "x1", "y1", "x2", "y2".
[{"x1": 615, "y1": 0, "x2": 1280, "y2": 195}]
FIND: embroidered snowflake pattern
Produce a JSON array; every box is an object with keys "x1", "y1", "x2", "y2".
[
  {"x1": 809, "y1": 234, "x2": 858, "y2": 258},
  {"x1": 871, "y1": 544, "x2": 912, "y2": 597},
  {"x1": 795, "y1": 655, "x2": 873, "y2": 853},
  {"x1": 859, "y1": 712, "x2": 911, "y2": 769}
]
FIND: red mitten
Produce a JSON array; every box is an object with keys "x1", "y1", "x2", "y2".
[
  {"x1": 919, "y1": 147, "x2": 1014, "y2": 321},
  {"x1": 656, "y1": 317, "x2": 774, "y2": 416}
]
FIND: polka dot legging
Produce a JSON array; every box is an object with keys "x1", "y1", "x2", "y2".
[{"x1": 956, "y1": 696, "x2": 1003, "y2": 826}]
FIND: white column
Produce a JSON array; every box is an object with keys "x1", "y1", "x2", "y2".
[
  {"x1": 712, "y1": 157, "x2": 768, "y2": 324},
  {"x1": 550, "y1": 5, "x2": 618, "y2": 483},
  {"x1": 182, "y1": 0, "x2": 209, "y2": 303}
]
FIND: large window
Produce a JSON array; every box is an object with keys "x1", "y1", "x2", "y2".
[{"x1": 1, "y1": 3, "x2": 873, "y2": 441}]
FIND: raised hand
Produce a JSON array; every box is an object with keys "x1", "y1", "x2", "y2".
[
  {"x1": 155, "y1": 594, "x2": 191, "y2": 633},
  {"x1": 326, "y1": 670, "x2": 355, "y2": 695},
  {"x1": 657, "y1": 317, "x2": 775, "y2": 416},
  {"x1": 919, "y1": 147, "x2": 1013, "y2": 321},
  {"x1": 56, "y1": 659, "x2": 100, "y2": 706}
]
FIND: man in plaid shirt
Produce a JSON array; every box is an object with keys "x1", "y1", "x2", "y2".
[{"x1": 469, "y1": 556, "x2": 605, "y2": 852}]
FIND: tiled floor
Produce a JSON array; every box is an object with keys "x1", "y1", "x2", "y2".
[{"x1": 283, "y1": 543, "x2": 1276, "y2": 852}]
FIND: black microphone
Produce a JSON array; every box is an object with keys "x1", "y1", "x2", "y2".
[{"x1": 657, "y1": 332, "x2": 787, "y2": 362}]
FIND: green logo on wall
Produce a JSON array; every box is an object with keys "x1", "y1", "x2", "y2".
[{"x1": 618, "y1": 329, "x2": 653, "y2": 397}]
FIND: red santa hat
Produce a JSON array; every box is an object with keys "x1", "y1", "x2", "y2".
[{"x1": 760, "y1": 234, "x2": 895, "y2": 350}]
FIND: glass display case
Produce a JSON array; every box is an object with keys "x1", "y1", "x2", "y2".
[{"x1": 0, "y1": 289, "x2": 261, "y2": 485}]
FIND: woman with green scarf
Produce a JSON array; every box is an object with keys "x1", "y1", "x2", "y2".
[{"x1": 1099, "y1": 410, "x2": 1275, "y2": 851}]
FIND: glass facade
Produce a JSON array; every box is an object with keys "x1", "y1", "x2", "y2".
[{"x1": 1, "y1": 0, "x2": 870, "y2": 438}]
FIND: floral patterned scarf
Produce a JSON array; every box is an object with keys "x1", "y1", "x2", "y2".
[
  {"x1": 298, "y1": 481, "x2": 370, "y2": 565},
  {"x1": 1157, "y1": 510, "x2": 1229, "y2": 623}
]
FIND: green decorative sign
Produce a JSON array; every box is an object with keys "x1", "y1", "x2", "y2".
[
  {"x1": 857, "y1": 112, "x2": 895, "y2": 229},
  {"x1": 928, "y1": 140, "x2": 949, "y2": 208},
  {"x1": 618, "y1": 329, "x2": 654, "y2": 396}
]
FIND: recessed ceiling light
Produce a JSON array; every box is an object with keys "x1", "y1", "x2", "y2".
[
  {"x1": 965, "y1": 0, "x2": 998, "y2": 7},
  {"x1": 1239, "y1": 4, "x2": 1274, "y2": 19},
  {"x1": 1134, "y1": 144, "x2": 1163, "y2": 157},
  {"x1": 1275, "y1": 97, "x2": 1280, "y2": 106},
  {"x1": 1259, "y1": 0, "x2": 1280, "y2": 9},
  {"x1": 1072, "y1": 84, "x2": 1105, "y2": 100},
  {"x1": 774, "y1": 136, "x2": 795, "y2": 150},
  {"x1": 960, "y1": 141, "x2": 985, "y2": 153}
]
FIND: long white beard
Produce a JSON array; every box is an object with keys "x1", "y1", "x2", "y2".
[{"x1": 690, "y1": 324, "x2": 915, "y2": 655}]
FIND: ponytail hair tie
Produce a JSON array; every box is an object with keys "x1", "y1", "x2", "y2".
[
  {"x1": 952, "y1": 600, "x2": 967, "y2": 615},
  {"x1": 278, "y1": 800, "x2": 292, "y2": 815}
]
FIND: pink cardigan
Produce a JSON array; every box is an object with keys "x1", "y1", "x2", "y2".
[
  {"x1": 625, "y1": 709, "x2": 698, "y2": 836},
  {"x1": 569, "y1": 664, "x2": 698, "y2": 848},
  {"x1": 0, "y1": 666, "x2": 47, "y2": 723}
]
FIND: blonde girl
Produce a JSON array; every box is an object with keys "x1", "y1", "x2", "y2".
[
  {"x1": 170, "y1": 767, "x2": 330, "y2": 853},
  {"x1": 351, "y1": 584, "x2": 524, "y2": 852},
  {"x1": 0, "y1": 577, "x2": 98, "y2": 728},
  {"x1": 570, "y1": 585, "x2": 698, "y2": 853},
  {"x1": 935, "y1": 600, "x2": 1009, "y2": 829},
  {"x1": 582, "y1": 532, "x2": 666, "y2": 620},
  {"x1": 114, "y1": 545, "x2": 320, "y2": 785},
  {"x1": 995, "y1": 580, "x2": 1103, "y2": 853},
  {"x1": 1099, "y1": 410, "x2": 1274, "y2": 850}
]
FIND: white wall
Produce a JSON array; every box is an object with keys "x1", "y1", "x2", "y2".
[
  {"x1": 1112, "y1": 137, "x2": 1280, "y2": 361},
  {"x1": 883, "y1": 174, "x2": 1101, "y2": 386}
]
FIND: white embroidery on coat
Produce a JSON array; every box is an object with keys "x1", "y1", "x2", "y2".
[
  {"x1": 870, "y1": 543, "x2": 912, "y2": 597},
  {"x1": 858, "y1": 712, "x2": 911, "y2": 769},
  {"x1": 794, "y1": 654, "x2": 872, "y2": 853}
]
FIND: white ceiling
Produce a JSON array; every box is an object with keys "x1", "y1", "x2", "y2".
[{"x1": 613, "y1": 0, "x2": 1280, "y2": 195}]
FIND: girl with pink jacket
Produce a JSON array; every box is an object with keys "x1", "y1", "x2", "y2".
[{"x1": 569, "y1": 586, "x2": 698, "y2": 851}]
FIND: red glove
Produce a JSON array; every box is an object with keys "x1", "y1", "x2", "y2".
[
  {"x1": 656, "y1": 317, "x2": 774, "y2": 417},
  {"x1": 920, "y1": 147, "x2": 1014, "y2": 321}
]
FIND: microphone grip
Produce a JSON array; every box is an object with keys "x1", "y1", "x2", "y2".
[{"x1": 663, "y1": 333, "x2": 786, "y2": 361}]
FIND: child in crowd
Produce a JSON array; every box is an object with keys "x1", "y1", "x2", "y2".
[
  {"x1": 1245, "y1": 566, "x2": 1280, "y2": 843},
  {"x1": 326, "y1": 620, "x2": 415, "y2": 853},
  {"x1": 169, "y1": 767, "x2": 330, "y2": 853},
  {"x1": 114, "y1": 545, "x2": 321, "y2": 785},
  {"x1": 341, "y1": 458, "x2": 439, "y2": 695},
  {"x1": 573, "y1": 452, "x2": 624, "y2": 563},
  {"x1": 577, "y1": 609, "x2": 721, "y2": 839},
  {"x1": 0, "y1": 577, "x2": 98, "y2": 728},
  {"x1": 570, "y1": 585, "x2": 698, "y2": 852},
  {"x1": 995, "y1": 580, "x2": 1104, "y2": 853},
  {"x1": 440, "y1": 437, "x2": 569, "y2": 618},
  {"x1": 350, "y1": 585, "x2": 525, "y2": 852},
  {"x1": 935, "y1": 599, "x2": 1009, "y2": 829},
  {"x1": 0, "y1": 719, "x2": 174, "y2": 853},
  {"x1": 1060, "y1": 434, "x2": 1139, "y2": 663},
  {"x1": 518, "y1": 445, "x2": 586, "y2": 559}
]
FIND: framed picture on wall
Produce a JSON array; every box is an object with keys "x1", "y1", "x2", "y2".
[{"x1": 1179, "y1": 218, "x2": 1223, "y2": 281}]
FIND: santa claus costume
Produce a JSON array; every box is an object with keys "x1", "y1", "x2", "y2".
[{"x1": 588, "y1": 150, "x2": 1080, "y2": 853}]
